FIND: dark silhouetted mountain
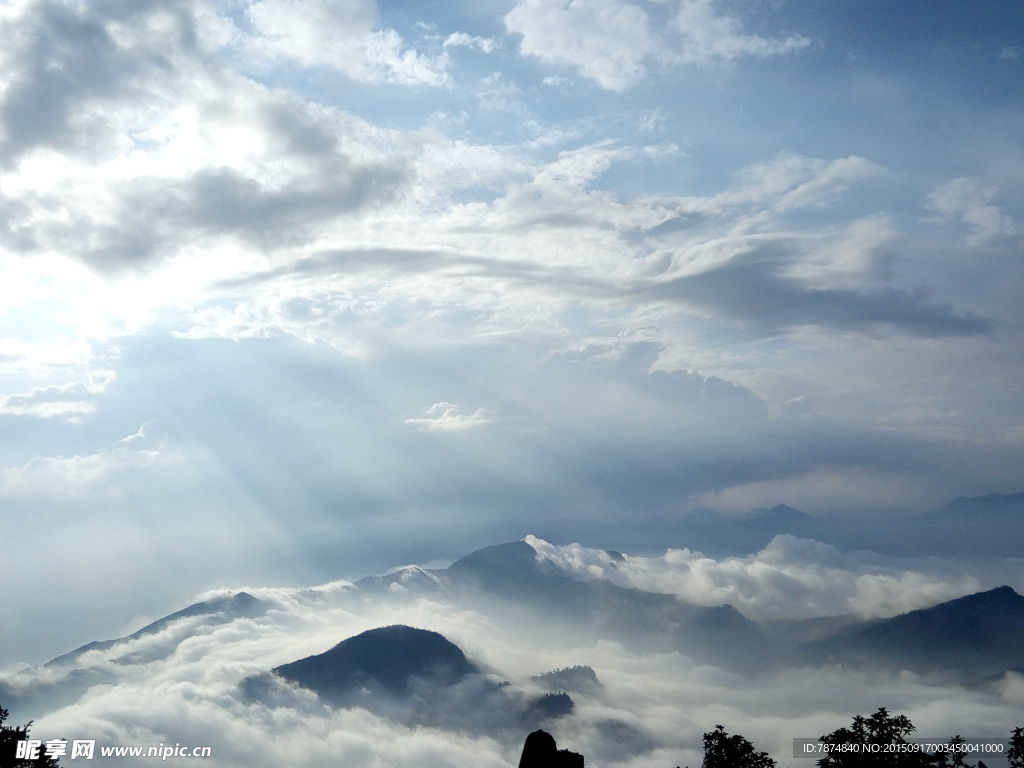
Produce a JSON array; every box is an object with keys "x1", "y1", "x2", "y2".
[
  {"x1": 254, "y1": 625, "x2": 523, "y2": 734},
  {"x1": 521, "y1": 692, "x2": 575, "y2": 727},
  {"x1": 798, "y1": 586, "x2": 1024, "y2": 680},
  {"x1": 518, "y1": 729, "x2": 585, "y2": 768},
  {"x1": 273, "y1": 625, "x2": 477, "y2": 703},
  {"x1": 531, "y1": 665, "x2": 602, "y2": 694}
]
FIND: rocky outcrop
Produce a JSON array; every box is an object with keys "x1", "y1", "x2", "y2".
[{"x1": 518, "y1": 729, "x2": 584, "y2": 768}]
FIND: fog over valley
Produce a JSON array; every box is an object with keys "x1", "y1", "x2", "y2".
[{"x1": 4, "y1": 531, "x2": 1024, "y2": 766}]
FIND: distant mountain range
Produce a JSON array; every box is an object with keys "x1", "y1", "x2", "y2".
[
  {"x1": 665, "y1": 491, "x2": 1024, "y2": 557},
  {"x1": 4, "y1": 501, "x2": 1023, "y2": 734}
]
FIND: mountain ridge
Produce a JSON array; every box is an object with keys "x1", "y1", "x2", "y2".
[{"x1": 798, "y1": 585, "x2": 1024, "y2": 680}]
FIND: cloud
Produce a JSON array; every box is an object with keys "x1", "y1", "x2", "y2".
[
  {"x1": 0, "y1": 423, "x2": 165, "y2": 494},
  {"x1": 524, "y1": 535, "x2": 983, "y2": 621},
  {"x1": 443, "y1": 32, "x2": 497, "y2": 54},
  {"x1": 927, "y1": 177, "x2": 1017, "y2": 246},
  {"x1": 4, "y1": 538, "x2": 1020, "y2": 768},
  {"x1": 245, "y1": 0, "x2": 451, "y2": 85},
  {"x1": 646, "y1": 248, "x2": 993, "y2": 338},
  {"x1": 670, "y1": 153, "x2": 886, "y2": 223},
  {"x1": 0, "y1": 3, "x2": 1020, "y2": 727},
  {"x1": 0, "y1": 371, "x2": 114, "y2": 421},
  {"x1": 504, "y1": 0, "x2": 810, "y2": 91},
  {"x1": 504, "y1": 0, "x2": 659, "y2": 91},
  {"x1": 0, "y1": 86, "x2": 406, "y2": 275},
  {"x1": 0, "y1": 0, "x2": 231, "y2": 166},
  {"x1": 405, "y1": 402, "x2": 493, "y2": 431},
  {"x1": 667, "y1": 0, "x2": 812, "y2": 67}
]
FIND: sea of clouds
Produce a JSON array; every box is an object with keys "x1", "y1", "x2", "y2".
[{"x1": 5, "y1": 535, "x2": 1021, "y2": 767}]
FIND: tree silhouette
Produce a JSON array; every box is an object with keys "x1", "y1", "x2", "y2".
[
  {"x1": 1, "y1": 705, "x2": 61, "y2": 767},
  {"x1": 945, "y1": 735, "x2": 979, "y2": 768},
  {"x1": 1008, "y1": 727, "x2": 1024, "y2": 768},
  {"x1": 817, "y1": 708, "x2": 947, "y2": 767},
  {"x1": 701, "y1": 724, "x2": 776, "y2": 768}
]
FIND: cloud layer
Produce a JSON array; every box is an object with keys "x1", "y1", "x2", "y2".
[{"x1": 4, "y1": 536, "x2": 1021, "y2": 768}]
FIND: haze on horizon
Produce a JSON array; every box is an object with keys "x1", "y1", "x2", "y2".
[{"x1": 1, "y1": 0, "x2": 1023, "y2": 668}]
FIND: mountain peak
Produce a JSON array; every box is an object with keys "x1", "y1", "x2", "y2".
[
  {"x1": 448, "y1": 540, "x2": 539, "y2": 574},
  {"x1": 273, "y1": 625, "x2": 477, "y2": 703}
]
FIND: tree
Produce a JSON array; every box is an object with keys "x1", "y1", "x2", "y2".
[
  {"x1": 1, "y1": 705, "x2": 61, "y2": 767},
  {"x1": 945, "y1": 735, "x2": 974, "y2": 768},
  {"x1": 816, "y1": 707, "x2": 945, "y2": 767},
  {"x1": 1008, "y1": 727, "x2": 1024, "y2": 768},
  {"x1": 701, "y1": 724, "x2": 776, "y2": 768}
]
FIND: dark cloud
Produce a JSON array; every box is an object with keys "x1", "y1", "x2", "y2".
[
  {"x1": 648, "y1": 257, "x2": 993, "y2": 338},
  {"x1": 0, "y1": 1, "x2": 199, "y2": 165},
  {"x1": 2, "y1": 155, "x2": 407, "y2": 274}
]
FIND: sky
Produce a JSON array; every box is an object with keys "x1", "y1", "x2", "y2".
[{"x1": 1, "y1": 0, "x2": 1023, "y2": 667}]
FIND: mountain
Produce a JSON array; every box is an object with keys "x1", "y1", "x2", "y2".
[
  {"x1": 531, "y1": 665, "x2": 603, "y2": 694},
  {"x1": 662, "y1": 503, "x2": 818, "y2": 555},
  {"x1": 520, "y1": 691, "x2": 575, "y2": 727},
  {"x1": 518, "y1": 729, "x2": 585, "y2": 768},
  {"x1": 666, "y1": 493, "x2": 1024, "y2": 558},
  {"x1": 46, "y1": 591, "x2": 265, "y2": 668},
  {"x1": 929, "y1": 492, "x2": 1024, "y2": 522},
  {"x1": 442, "y1": 539, "x2": 771, "y2": 671},
  {"x1": 798, "y1": 586, "x2": 1024, "y2": 681},
  {"x1": 258, "y1": 625, "x2": 576, "y2": 734},
  {"x1": 272, "y1": 625, "x2": 477, "y2": 703},
  {"x1": 908, "y1": 492, "x2": 1024, "y2": 558},
  {"x1": 0, "y1": 591, "x2": 265, "y2": 719}
]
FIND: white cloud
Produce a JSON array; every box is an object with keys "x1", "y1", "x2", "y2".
[
  {"x1": 525, "y1": 534, "x2": 982, "y2": 620},
  {"x1": 0, "y1": 369, "x2": 115, "y2": 420},
  {"x1": 667, "y1": 0, "x2": 811, "y2": 68},
  {"x1": 246, "y1": 0, "x2": 450, "y2": 85},
  {"x1": 927, "y1": 177, "x2": 1017, "y2": 246},
  {"x1": 0, "y1": 423, "x2": 166, "y2": 493},
  {"x1": 6, "y1": 541, "x2": 1020, "y2": 768},
  {"x1": 504, "y1": 0, "x2": 811, "y2": 91},
  {"x1": 505, "y1": 0, "x2": 659, "y2": 91},
  {"x1": 443, "y1": 32, "x2": 497, "y2": 54},
  {"x1": 695, "y1": 153, "x2": 885, "y2": 221},
  {"x1": 404, "y1": 402, "x2": 492, "y2": 431}
]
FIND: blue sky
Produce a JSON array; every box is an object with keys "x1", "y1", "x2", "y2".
[{"x1": 1, "y1": 0, "x2": 1022, "y2": 665}]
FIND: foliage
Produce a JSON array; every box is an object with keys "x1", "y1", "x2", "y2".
[
  {"x1": 1, "y1": 705, "x2": 61, "y2": 767},
  {"x1": 701, "y1": 724, "x2": 776, "y2": 768},
  {"x1": 1009, "y1": 727, "x2": 1024, "y2": 768},
  {"x1": 815, "y1": 707, "x2": 946, "y2": 767}
]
